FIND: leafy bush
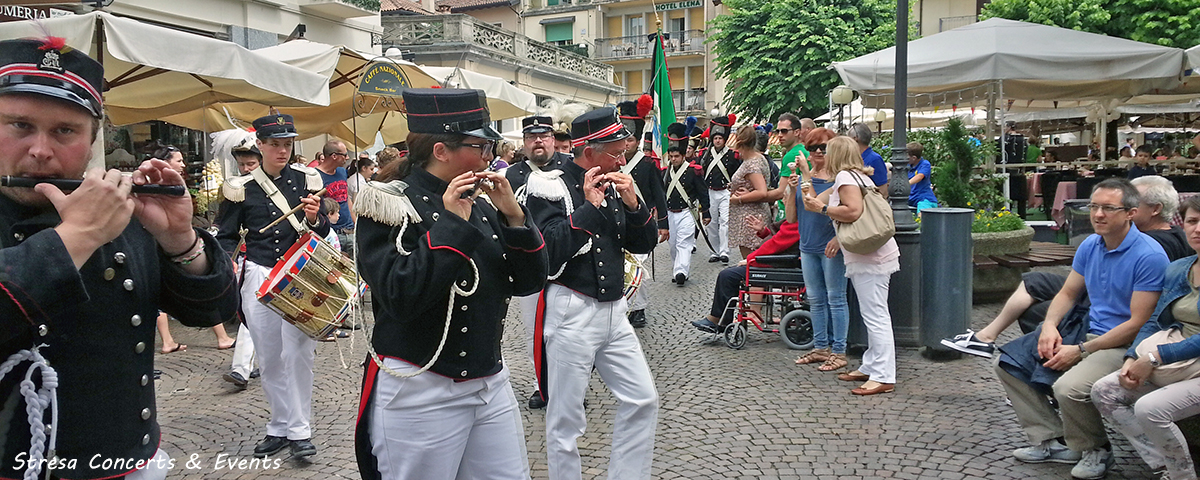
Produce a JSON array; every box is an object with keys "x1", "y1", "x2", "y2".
[{"x1": 972, "y1": 209, "x2": 1026, "y2": 233}]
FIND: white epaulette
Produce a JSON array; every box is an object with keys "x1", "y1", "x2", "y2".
[
  {"x1": 221, "y1": 174, "x2": 254, "y2": 203},
  {"x1": 355, "y1": 180, "x2": 422, "y2": 227},
  {"x1": 289, "y1": 163, "x2": 325, "y2": 191},
  {"x1": 523, "y1": 169, "x2": 568, "y2": 203}
]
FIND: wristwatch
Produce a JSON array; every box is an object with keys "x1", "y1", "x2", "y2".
[
  {"x1": 821, "y1": 205, "x2": 828, "y2": 215},
  {"x1": 1147, "y1": 351, "x2": 1162, "y2": 367},
  {"x1": 1078, "y1": 342, "x2": 1090, "y2": 359}
]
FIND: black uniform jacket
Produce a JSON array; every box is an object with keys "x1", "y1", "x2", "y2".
[
  {"x1": 0, "y1": 196, "x2": 238, "y2": 479},
  {"x1": 663, "y1": 162, "x2": 711, "y2": 219},
  {"x1": 354, "y1": 169, "x2": 547, "y2": 480},
  {"x1": 699, "y1": 146, "x2": 741, "y2": 191},
  {"x1": 624, "y1": 153, "x2": 669, "y2": 230},
  {"x1": 214, "y1": 165, "x2": 330, "y2": 268},
  {"x1": 526, "y1": 161, "x2": 658, "y2": 303},
  {"x1": 505, "y1": 152, "x2": 568, "y2": 193}
]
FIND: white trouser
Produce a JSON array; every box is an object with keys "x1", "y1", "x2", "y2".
[
  {"x1": 370, "y1": 359, "x2": 530, "y2": 480},
  {"x1": 519, "y1": 292, "x2": 541, "y2": 392},
  {"x1": 667, "y1": 210, "x2": 696, "y2": 278},
  {"x1": 629, "y1": 253, "x2": 650, "y2": 312},
  {"x1": 1093, "y1": 372, "x2": 1200, "y2": 479},
  {"x1": 542, "y1": 283, "x2": 658, "y2": 480},
  {"x1": 242, "y1": 261, "x2": 317, "y2": 440},
  {"x1": 125, "y1": 448, "x2": 170, "y2": 480},
  {"x1": 706, "y1": 189, "x2": 730, "y2": 257},
  {"x1": 230, "y1": 322, "x2": 257, "y2": 378},
  {"x1": 849, "y1": 272, "x2": 896, "y2": 384}
]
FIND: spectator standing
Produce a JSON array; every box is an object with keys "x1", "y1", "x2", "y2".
[{"x1": 316, "y1": 140, "x2": 355, "y2": 254}]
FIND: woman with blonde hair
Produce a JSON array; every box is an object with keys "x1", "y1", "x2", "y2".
[
  {"x1": 802, "y1": 135, "x2": 900, "y2": 396},
  {"x1": 727, "y1": 125, "x2": 773, "y2": 259}
]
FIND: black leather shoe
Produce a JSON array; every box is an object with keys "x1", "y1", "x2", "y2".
[
  {"x1": 629, "y1": 310, "x2": 647, "y2": 328},
  {"x1": 253, "y1": 436, "x2": 289, "y2": 458},
  {"x1": 675, "y1": 273, "x2": 686, "y2": 287},
  {"x1": 708, "y1": 254, "x2": 720, "y2": 263},
  {"x1": 719, "y1": 255, "x2": 729, "y2": 264},
  {"x1": 290, "y1": 439, "x2": 317, "y2": 458},
  {"x1": 222, "y1": 371, "x2": 248, "y2": 388},
  {"x1": 249, "y1": 368, "x2": 261, "y2": 379},
  {"x1": 528, "y1": 391, "x2": 547, "y2": 409}
]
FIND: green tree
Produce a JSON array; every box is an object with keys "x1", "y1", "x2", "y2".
[
  {"x1": 981, "y1": 0, "x2": 1200, "y2": 49},
  {"x1": 707, "y1": 0, "x2": 904, "y2": 122}
]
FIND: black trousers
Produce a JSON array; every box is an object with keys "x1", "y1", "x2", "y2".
[{"x1": 709, "y1": 266, "x2": 744, "y2": 322}]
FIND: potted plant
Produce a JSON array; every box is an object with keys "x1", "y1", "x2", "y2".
[{"x1": 931, "y1": 117, "x2": 1031, "y2": 302}]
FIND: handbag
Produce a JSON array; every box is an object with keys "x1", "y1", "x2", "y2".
[
  {"x1": 834, "y1": 171, "x2": 896, "y2": 255},
  {"x1": 1135, "y1": 328, "x2": 1200, "y2": 387}
]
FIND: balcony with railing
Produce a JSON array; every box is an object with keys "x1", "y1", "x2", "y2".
[
  {"x1": 380, "y1": 14, "x2": 614, "y2": 82},
  {"x1": 595, "y1": 29, "x2": 705, "y2": 60}
]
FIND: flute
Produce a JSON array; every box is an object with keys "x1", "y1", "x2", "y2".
[{"x1": 0, "y1": 176, "x2": 187, "y2": 197}]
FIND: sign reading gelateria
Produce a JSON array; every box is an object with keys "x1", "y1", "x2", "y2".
[
  {"x1": 653, "y1": 0, "x2": 701, "y2": 11},
  {"x1": 357, "y1": 62, "x2": 412, "y2": 98}
]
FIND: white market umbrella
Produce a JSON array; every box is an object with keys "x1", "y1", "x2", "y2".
[
  {"x1": 0, "y1": 11, "x2": 331, "y2": 124},
  {"x1": 832, "y1": 18, "x2": 1188, "y2": 110},
  {"x1": 815, "y1": 98, "x2": 988, "y2": 130}
]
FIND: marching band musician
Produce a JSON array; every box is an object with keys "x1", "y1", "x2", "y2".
[
  {"x1": 616, "y1": 100, "x2": 668, "y2": 328},
  {"x1": 663, "y1": 122, "x2": 711, "y2": 287},
  {"x1": 215, "y1": 114, "x2": 329, "y2": 459},
  {"x1": 508, "y1": 114, "x2": 571, "y2": 410},
  {"x1": 525, "y1": 107, "x2": 660, "y2": 480},
  {"x1": 699, "y1": 113, "x2": 739, "y2": 264},
  {"x1": 353, "y1": 88, "x2": 547, "y2": 480},
  {"x1": 0, "y1": 37, "x2": 238, "y2": 479}
]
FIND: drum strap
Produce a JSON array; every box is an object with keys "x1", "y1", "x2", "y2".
[{"x1": 252, "y1": 167, "x2": 307, "y2": 234}]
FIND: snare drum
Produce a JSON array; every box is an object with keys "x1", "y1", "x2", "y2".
[
  {"x1": 257, "y1": 232, "x2": 360, "y2": 340},
  {"x1": 623, "y1": 251, "x2": 646, "y2": 302}
]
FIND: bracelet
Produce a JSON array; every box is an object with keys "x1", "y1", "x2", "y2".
[
  {"x1": 171, "y1": 237, "x2": 206, "y2": 265},
  {"x1": 163, "y1": 235, "x2": 200, "y2": 258}
]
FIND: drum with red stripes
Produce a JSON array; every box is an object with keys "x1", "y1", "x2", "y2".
[{"x1": 257, "y1": 232, "x2": 360, "y2": 340}]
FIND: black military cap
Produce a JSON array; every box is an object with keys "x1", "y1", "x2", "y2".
[
  {"x1": 253, "y1": 114, "x2": 299, "y2": 139},
  {"x1": 616, "y1": 100, "x2": 639, "y2": 120},
  {"x1": 0, "y1": 37, "x2": 104, "y2": 118},
  {"x1": 522, "y1": 115, "x2": 554, "y2": 134},
  {"x1": 570, "y1": 106, "x2": 631, "y2": 147},
  {"x1": 403, "y1": 88, "x2": 502, "y2": 140},
  {"x1": 667, "y1": 122, "x2": 688, "y2": 151},
  {"x1": 709, "y1": 114, "x2": 732, "y2": 139},
  {"x1": 643, "y1": 131, "x2": 654, "y2": 147},
  {"x1": 233, "y1": 144, "x2": 262, "y2": 159}
]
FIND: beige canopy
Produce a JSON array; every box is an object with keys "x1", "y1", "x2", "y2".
[{"x1": 0, "y1": 11, "x2": 331, "y2": 124}]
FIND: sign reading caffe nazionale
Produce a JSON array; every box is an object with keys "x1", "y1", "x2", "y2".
[{"x1": 0, "y1": 5, "x2": 72, "y2": 22}]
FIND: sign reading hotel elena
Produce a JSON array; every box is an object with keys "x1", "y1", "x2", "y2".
[{"x1": 654, "y1": 0, "x2": 701, "y2": 11}]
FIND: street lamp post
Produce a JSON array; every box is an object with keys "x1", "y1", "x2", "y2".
[
  {"x1": 831, "y1": 85, "x2": 853, "y2": 134},
  {"x1": 874, "y1": 109, "x2": 887, "y2": 134},
  {"x1": 888, "y1": 0, "x2": 922, "y2": 348}
]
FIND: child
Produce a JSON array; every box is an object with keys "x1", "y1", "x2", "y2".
[{"x1": 320, "y1": 197, "x2": 349, "y2": 341}]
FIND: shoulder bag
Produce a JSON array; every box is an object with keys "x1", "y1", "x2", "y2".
[{"x1": 834, "y1": 171, "x2": 895, "y2": 255}]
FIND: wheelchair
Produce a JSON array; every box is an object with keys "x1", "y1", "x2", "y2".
[{"x1": 711, "y1": 254, "x2": 814, "y2": 350}]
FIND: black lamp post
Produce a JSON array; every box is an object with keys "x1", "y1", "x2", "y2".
[{"x1": 831, "y1": 85, "x2": 853, "y2": 134}]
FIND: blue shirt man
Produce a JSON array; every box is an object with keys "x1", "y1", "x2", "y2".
[
  {"x1": 847, "y1": 123, "x2": 888, "y2": 195},
  {"x1": 905, "y1": 143, "x2": 936, "y2": 208}
]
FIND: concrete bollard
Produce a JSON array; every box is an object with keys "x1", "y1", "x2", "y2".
[{"x1": 919, "y1": 208, "x2": 974, "y2": 354}]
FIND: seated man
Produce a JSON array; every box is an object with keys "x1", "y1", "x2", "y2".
[
  {"x1": 991, "y1": 178, "x2": 1169, "y2": 480},
  {"x1": 942, "y1": 174, "x2": 1189, "y2": 358}
]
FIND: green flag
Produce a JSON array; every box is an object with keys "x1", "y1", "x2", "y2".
[{"x1": 650, "y1": 30, "x2": 675, "y2": 157}]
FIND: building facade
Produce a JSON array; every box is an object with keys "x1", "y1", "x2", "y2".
[{"x1": 914, "y1": 0, "x2": 989, "y2": 37}]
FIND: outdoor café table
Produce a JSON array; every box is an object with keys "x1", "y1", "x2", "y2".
[{"x1": 1051, "y1": 181, "x2": 1077, "y2": 228}]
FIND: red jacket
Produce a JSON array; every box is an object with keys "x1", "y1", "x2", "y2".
[{"x1": 745, "y1": 221, "x2": 799, "y2": 267}]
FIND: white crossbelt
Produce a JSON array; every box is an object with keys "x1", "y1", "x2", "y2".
[
  {"x1": 620, "y1": 152, "x2": 646, "y2": 202},
  {"x1": 705, "y1": 148, "x2": 730, "y2": 183},
  {"x1": 251, "y1": 166, "x2": 307, "y2": 234},
  {"x1": 665, "y1": 165, "x2": 690, "y2": 206}
]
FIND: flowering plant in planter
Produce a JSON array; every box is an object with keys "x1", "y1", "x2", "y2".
[
  {"x1": 933, "y1": 117, "x2": 1026, "y2": 233},
  {"x1": 972, "y1": 208, "x2": 1026, "y2": 233}
]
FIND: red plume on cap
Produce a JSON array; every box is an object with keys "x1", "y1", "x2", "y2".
[
  {"x1": 701, "y1": 126, "x2": 710, "y2": 138},
  {"x1": 727, "y1": 114, "x2": 737, "y2": 125},
  {"x1": 37, "y1": 36, "x2": 66, "y2": 52},
  {"x1": 636, "y1": 94, "x2": 653, "y2": 118}
]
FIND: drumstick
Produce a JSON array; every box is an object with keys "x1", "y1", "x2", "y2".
[
  {"x1": 1, "y1": 176, "x2": 187, "y2": 196},
  {"x1": 258, "y1": 188, "x2": 327, "y2": 234}
]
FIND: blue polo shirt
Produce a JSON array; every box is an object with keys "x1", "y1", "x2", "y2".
[
  {"x1": 1072, "y1": 224, "x2": 1169, "y2": 335},
  {"x1": 861, "y1": 147, "x2": 889, "y2": 187},
  {"x1": 907, "y1": 158, "x2": 937, "y2": 207}
]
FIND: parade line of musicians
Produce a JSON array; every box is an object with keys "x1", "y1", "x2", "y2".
[{"x1": 12, "y1": 31, "x2": 1200, "y2": 480}]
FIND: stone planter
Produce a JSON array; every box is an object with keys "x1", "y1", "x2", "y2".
[{"x1": 972, "y1": 226, "x2": 1035, "y2": 303}]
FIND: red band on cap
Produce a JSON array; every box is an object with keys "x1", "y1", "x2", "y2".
[
  {"x1": 571, "y1": 122, "x2": 624, "y2": 147},
  {"x1": 0, "y1": 64, "x2": 101, "y2": 107}
]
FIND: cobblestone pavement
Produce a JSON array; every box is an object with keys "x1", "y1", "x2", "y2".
[{"x1": 155, "y1": 246, "x2": 1160, "y2": 479}]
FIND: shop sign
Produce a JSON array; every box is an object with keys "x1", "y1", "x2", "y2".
[
  {"x1": 654, "y1": 0, "x2": 701, "y2": 12},
  {"x1": 358, "y1": 62, "x2": 412, "y2": 98},
  {"x1": 0, "y1": 6, "x2": 72, "y2": 23}
]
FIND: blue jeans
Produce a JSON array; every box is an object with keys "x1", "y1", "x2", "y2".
[{"x1": 801, "y1": 251, "x2": 849, "y2": 354}]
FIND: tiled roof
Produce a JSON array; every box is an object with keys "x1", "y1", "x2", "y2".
[
  {"x1": 435, "y1": 0, "x2": 517, "y2": 13},
  {"x1": 381, "y1": 0, "x2": 432, "y2": 15}
]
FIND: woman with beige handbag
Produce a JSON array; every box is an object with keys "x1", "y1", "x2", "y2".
[
  {"x1": 1093, "y1": 195, "x2": 1200, "y2": 480},
  {"x1": 801, "y1": 136, "x2": 899, "y2": 396}
]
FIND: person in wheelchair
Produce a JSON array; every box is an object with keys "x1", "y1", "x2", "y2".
[{"x1": 692, "y1": 175, "x2": 801, "y2": 333}]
